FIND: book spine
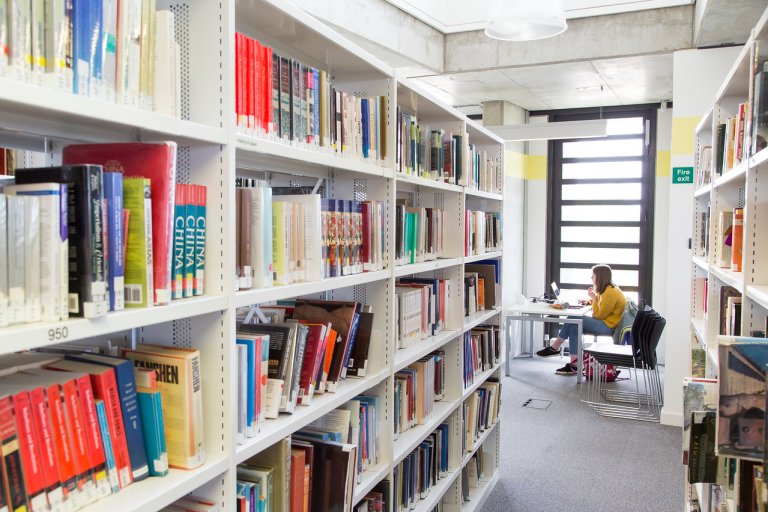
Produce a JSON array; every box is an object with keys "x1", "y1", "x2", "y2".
[
  {"x1": 104, "y1": 173, "x2": 125, "y2": 311},
  {"x1": 0, "y1": 195, "x2": 7, "y2": 327},
  {"x1": 123, "y1": 178, "x2": 153, "y2": 308},
  {"x1": 71, "y1": 376, "x2": 109, "y2": 499},
  {"x1": 172, "y1": 184, "x2": 186, "y2": 300},
  {"x1": 136, "y1": 391, "x2": 168, "y2": 477},
  {"x1": 93, "y1": 400, "x2": 119, "y2": 493},
  {"x1": 0, "y1": 395, "x2": 28, "y2": 512},
  {"x1": 106, "y1": 361, "x2": 149, "y2": 481},
  {"x1": 86, "y1": 372, "x2": 132, "y2": 489},
  {"x1": 183, "y1": 187, "x2": 195, "y2": 297},
  {"x1": 194, "y1": 185, "x2": 206, "y2": 296},
  {"x1": 11, "y1": 391, "x2": 47, "y2": 511},
  {"x1": 59, "y1": 379, "x2": 96, "y2": 505},
  {"x1": 5, "y1": 196, "x2": 24, "y2": 325},
  {"x1": 85, "y1": 166, "x2": 108, "y2": 317},
  {"x1": 41, "y1": 383, "x2": 79, "y2": 508},
  {"x1": 27, "y1": 387, "x2": 64, "y2": 510},
  {"x1": 271, "y1": 51, "x2": 281, "y2": 136}
]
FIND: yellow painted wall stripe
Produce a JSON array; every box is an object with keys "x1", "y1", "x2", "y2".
[
  {"x1": 656, "y1": 150, "x2": 671, "y2": 177},
  {"x1": 504, "y1": 149, "x2": 525, "y2": 179},
  {"x1": 525, "y1": 155, "x2": 547, "y2": 181},
  {"x1": 671, "y1": 116, "x2": 700, "y2": 156}
]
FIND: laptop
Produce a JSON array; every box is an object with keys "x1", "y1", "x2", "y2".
[{"x1": 550, "y1": 282, "x2": 588, "y2": 310}]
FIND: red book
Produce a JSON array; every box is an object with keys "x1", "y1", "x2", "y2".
[
  {"x1": 264, "y1": 45, "x2": 273, "y2": 132},
  {"x1": 43, "y1": 361, "x2": 132, "y2": 489},
  {"x1": 62, "y1": 142, "x2": 178, "y2": 306},
  {"x1": 289, "y1": 448, "x2": 305, "y2": 512},
  {"x1": 235, "y1": 32, "x2": 242, "y2": 128},
  {"x1": 0, "y1": 395, "x2": 27, "y2": 512},
  {"x1": 7, "y1": 390, "x2": 46, "y2": 511},
  {"x1": 69, "y1": 373, "x2": 109, "y2": 497},
  {"x1": 251, "y1": 38, "x2": 258, "y2": 131},
  {"x1": 296, "y1": 322, "x2": 330, "y2": 406},
  {"x1": 58, "y1": 376, "x2": 96, "y2": 500}
]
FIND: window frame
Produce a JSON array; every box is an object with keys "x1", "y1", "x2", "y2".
[{"x1": 535, "y1": 104, "x2": 658, "y2": 305}]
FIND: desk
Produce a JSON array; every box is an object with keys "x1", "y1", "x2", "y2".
[{"x1": 504, "y1": 302, "x2": 593, "y2": 384}]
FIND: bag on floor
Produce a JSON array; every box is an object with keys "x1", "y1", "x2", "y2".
[{"x1": 583, "y1": 352, "x2": 621, "y2": 382}]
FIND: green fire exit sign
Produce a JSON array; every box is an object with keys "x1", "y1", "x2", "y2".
[{"x1": 672, "y1": 167, "x2": 694, "y2": 184}]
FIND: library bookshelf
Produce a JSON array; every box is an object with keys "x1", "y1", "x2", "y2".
[
  {"x1": 0, "y1": 0, "x2": 504, "y2": 510},
  {"x1": 686, "y1": 5, "x2": 768, "y2": 511}
]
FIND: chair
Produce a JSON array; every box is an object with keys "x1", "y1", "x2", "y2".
[{"x1": 580, "y1": 309, "x2": 666, "y2": 422}]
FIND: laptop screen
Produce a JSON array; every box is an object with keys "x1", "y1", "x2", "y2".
[{"x1": 550, "y1": 282, "x2": 560, "y2": 298}]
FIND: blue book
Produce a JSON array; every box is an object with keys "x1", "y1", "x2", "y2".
[
  {"x1": 340, "y1": 311, "x2": 361, "y2": 378},
  {"x1": 312, "y1": 69, "x2": 320, "y2": 143},
  {"x1": 103, "y1": 173, "x2": 124, "y2": 311},
  {"x1": 65, "y1": 353, "x2": 149, "y2": 481},
  {"x1": 361, "y1": 98, "x2": 370, "y2": 158},
  {"x1": 172, "y1": 185, "x2": 186, "y2": 300},
  {"x1": 72, "y1": 0, "x2": 91, "y2": 95},
  {"x1": 137, "y1": 389, "x2": 168, "y2": 476},
  {"x1": 95, "y1": 399, "x2": 121, "y2": 493},
  {"x1": 236, "y1": 337, "x2": 256, "y2": 436},
  {"x1": 194, "y1": 185, "x2": 206, "y2": 296},
  {"x1": 89, "y1": 0, "x2": 103, "y2": 96}
]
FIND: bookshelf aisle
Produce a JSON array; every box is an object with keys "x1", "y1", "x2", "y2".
[
  {"x1": 685, "y1": 5, "x2": 768, "y2": 511},
  {"x1": 0, "y1": 0, "x2": 504, "y2": 511}
]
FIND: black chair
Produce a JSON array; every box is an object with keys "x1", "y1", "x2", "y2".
[{"x1": 580, "y1": 309, "x2": 666, "y2": 422}]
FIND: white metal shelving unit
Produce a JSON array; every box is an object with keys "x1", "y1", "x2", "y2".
[
  {"x1": 0, "y1": 1, "x2": 505, "y2": 510},
  {"x1": 685, "y1": 5, "x2": 768, "y2": 511}
]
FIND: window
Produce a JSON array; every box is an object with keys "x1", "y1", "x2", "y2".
[{"x1": 544, "y1": 106, "x2": 657, "y2": 306}]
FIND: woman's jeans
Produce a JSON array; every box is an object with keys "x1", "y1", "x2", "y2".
[{"x1": 558, "y1": 316, "x2": 614, "y2": 355}]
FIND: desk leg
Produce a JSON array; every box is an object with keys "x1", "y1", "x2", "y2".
[
  {"x1": 505, "y1": 316, "x2": 511, "y2": 377},
  {"x1": 576, "y1": 320, "x2": 583, "y2": 384},
  {"x1": 528, "y1": 320, "x2": 534, "y2": 358}
]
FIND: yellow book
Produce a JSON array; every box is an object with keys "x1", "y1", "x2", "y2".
[
  {"x1": 123, "y1": 344, "x2": 205, "y2": 469},
  {"x1": 123, "y1": 178, "x2": 154, "y2": 308}
]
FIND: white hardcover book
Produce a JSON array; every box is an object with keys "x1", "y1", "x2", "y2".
[
  {"x1": 117, "y1": 0, "x2": 141, "y2": 107},
  {"x1": 152, "y1": 10, "x2": 176, "y2": 116},
  {"x1": 280, "y1": 194, "x2": 322, "y2": 282},
  {"x1": 4, "y1": 184, "x2": 62, "y2": 322},
  {"x1": 249, "y1": 186, "x2": 273, "y2": 289},
  {"x1": 42, "y1": 0, "x2": 68, "y2": 90},
  {"x1": 0, "y1": 0, "x2": 7, "y2": 73},
  {"x1": 0, "y1": 195, "x2": 7, "y2": 327},
  {"x1": 6, "y1": 195, "x2": 25, "y2": 324},
  {"x1": 8, "y1": 0, "x2": 31, "y2": 82},
  {"x1": 101, "y1": 0, "x2": 118, "y2": 102},
  {"x1": 23, "y1": 194, "x2": 41, "y2": 322},
  {"x1": 138, "y1": 0, "x2": 155, "y2": 110}
]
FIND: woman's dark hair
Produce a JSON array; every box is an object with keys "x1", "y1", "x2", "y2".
[{"x1": 592, "y1": 264, "x2": 614, "y2": 294}]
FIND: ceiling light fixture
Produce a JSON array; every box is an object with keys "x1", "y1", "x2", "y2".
[{"x1": 484, "y1": 0, "x2": 568, "y2": 42}]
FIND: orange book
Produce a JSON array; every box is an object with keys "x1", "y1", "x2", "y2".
[
  {"x1": 318, "y1": 328, "x2": 338, "y2": 393},
  {"x1": 731, "y1": 207, "x2": 744, "y2": 272},
  {"x1": 477, "y1": 277, "x2": 485, "y2": 311},
  {"x1": 290, "y1": 448, "x2": 305, "y2": 512},
  {"x1": 8, "y1": 390, "x2": 46, "y2": 511}
]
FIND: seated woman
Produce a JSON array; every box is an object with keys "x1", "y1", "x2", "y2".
[{"x1": 536, "y1": 264, "x2": 628, "y2": 376}]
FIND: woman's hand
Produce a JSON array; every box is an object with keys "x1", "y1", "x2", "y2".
[{"x1": 587, "y1": 287, "x2": 596, "y2": 301}]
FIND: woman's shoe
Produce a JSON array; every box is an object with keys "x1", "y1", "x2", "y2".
[
  {"x1": 536, "y1": 346, "x2": 560, "y2": 357},
  {"x1": 555, "y1": 363, "x2": 577, "y2": 376}
]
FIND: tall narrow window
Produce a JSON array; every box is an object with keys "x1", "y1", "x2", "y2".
[{"x1": 545, "y1": 106, "x2": 657, "y2": 305}]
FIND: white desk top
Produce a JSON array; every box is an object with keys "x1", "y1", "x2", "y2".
[{"x1": 505, "y1": 302, "x2": 592, "y2": 317}]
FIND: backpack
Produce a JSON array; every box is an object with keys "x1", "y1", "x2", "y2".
[{"x1": 583, "y1": 352, "x2": 621, "y2": 382}]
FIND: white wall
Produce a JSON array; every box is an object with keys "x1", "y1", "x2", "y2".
[
  {"x1": 654, "y1": 107, "x2": 672, "y2": 364},
  {"x1": 660, "y1": 45, "x2": 742, "y2": 426}
]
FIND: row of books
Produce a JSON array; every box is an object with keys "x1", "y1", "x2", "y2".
[
  {"x1": 353, "y1": 483, "x2": 389, "y2": 512},
  {"x1": 465, "y1": 210, "x2": 501, "y2": 257},
  {"x1": 394, "y1": 204, "x2": 446, "y2": 266},
  {"x1": 234, "y1": 32, "x2": 388, "y2": 162},
  {"x1": 464, "y1": 262, "x2": 501, "y2": 316},
  {"x1": 395, "y1": 278, "x2": 453, "y2": 349},
  {"x1": 1, "y1": 2, "x2": 181, "y2": 116},
  {"x1": 461, "y1": 450, "x2": 485, "y2": 504},
  {"x1": 466, "y1": 145, "x2": 502, "y2": 195},
  {"x1": 0, "y1": 143, "x2": 205, "y2": 325},
  {"x1": 393, "y1": 421, "x2": 453, "y2": 512},
  {"x1": 237, "y1": 433, "x2": 358, "y2": 512},
  {"x1": 462, "y1": 326, "x2": 501, "y2": 388},
  {"x1": 463, "y1": 381, "x2": 500, "y2": 455},
  {"x1": 714, "y1": 207, "x2": 744, "y2": 272},
  {"x1": 234, "y1": 299, "x2": 374, "y2": 441},
  {"x1": 0, "y1": 345, "x2": 203, "y2": 511},
  {"x1": 396, "y1": 108, "x2": 464, "y2": 185},
  {"x1": 235, "y1": 186, "x2": 386, "y2": 290},
  {"x1": 394, "y1": 351, "x2": 446, "y2": 437}
]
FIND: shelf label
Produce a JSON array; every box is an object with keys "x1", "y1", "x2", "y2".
[{"x1": 672, "y1": 167, "x2": 693, "y2": 184}]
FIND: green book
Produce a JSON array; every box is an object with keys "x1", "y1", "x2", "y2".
[
  {"x1": 123, "y1": 178, "x2": 154, "y2": 308},
  {"x1": 137, "y1": 388, "x2": 169, "y2": 477}
]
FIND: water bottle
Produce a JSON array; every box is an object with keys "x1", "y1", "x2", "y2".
[{"x1": 544, "y1": 333, "x2": 550, "y2": 348}]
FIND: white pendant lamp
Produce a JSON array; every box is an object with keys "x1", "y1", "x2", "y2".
[{"x1": 484, "y1": 0, "x2": 568, "y2": 41}]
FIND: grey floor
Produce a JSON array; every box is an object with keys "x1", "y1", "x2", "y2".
[{"x1": 482, "y1": 356, "x2": 683, "y2": 512}]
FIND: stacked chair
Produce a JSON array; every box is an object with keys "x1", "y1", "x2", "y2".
[{"x1": 580, "y1": 307, "x2": 666, "y2": 422}]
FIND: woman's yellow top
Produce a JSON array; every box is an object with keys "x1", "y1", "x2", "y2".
[{"x1": 591, "y1": 285, "x2": 627, "y2": 329}]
